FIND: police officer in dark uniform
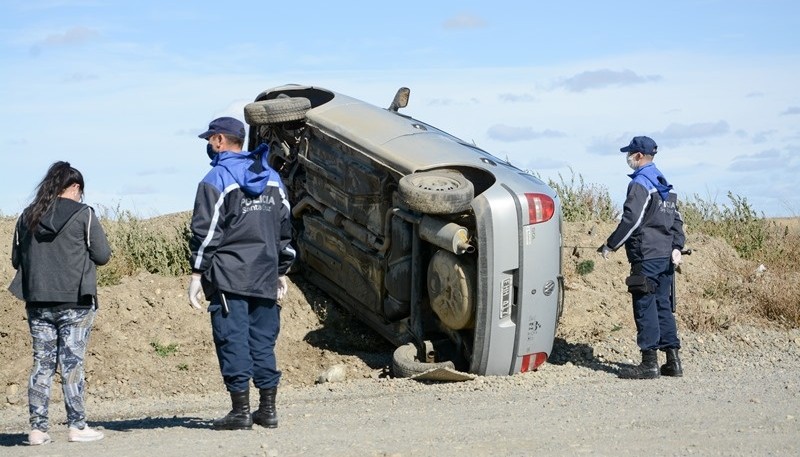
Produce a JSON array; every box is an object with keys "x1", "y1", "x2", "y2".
[
  {"x1": 598, "y1": 136, "x2": 686, "y2": 379},
  {"x1": 188, "y1": 117, "x2": 295, "y2": 429}
]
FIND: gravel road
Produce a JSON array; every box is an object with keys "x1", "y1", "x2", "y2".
[{"x1": 2, "y1": 324, "x2": 799, "y2": 457}]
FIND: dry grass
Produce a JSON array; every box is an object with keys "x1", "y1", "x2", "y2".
[
  {"x1": 546, "y1": 168, "x2": 620, "y2": 222},
  {"x1": 554, "y1": 179, "x2": 800, "y2": 328},
  {"x1": 97, "y1": 210, "x2": 191, "y2": 286},
  {"x1": 681, "y1": 195, "x2": 799, "y2": 327},
  {"x1": 89, "y1": 178, "x2": 800, "y2": 329},
  {"x1": 743, "y1": 224, "x2": 800, "y2": 326}
]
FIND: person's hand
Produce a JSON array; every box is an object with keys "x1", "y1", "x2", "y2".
[
  {"x1": 277, "y1": 275, "x2": 288, "y2": 301},
  {"x1": 188, "y1": 274, "x2": 203, "y2": 310},
  {"x1": 671, "y1": 249, "x2": 682, "y2": 266},
  {"x1": 597, "y1": 244, "x2": 611, "y2": 260}
]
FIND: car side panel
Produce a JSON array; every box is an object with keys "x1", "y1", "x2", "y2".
[{"x1": 303, "y1": 131, "x2": 390, "y2": 236}]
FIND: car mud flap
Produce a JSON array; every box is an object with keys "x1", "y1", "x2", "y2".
[{"x1": 410, "y1": 367, "x2": 476, "y2": 382}]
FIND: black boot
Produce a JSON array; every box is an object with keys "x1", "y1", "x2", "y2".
[
  {"x1": 252, "y1": 387, "x2": 278, "y2": 428},
  {"x1": 212, "y1": 390, "x2": 253, "y2": 430},
  {"x1": 619, "y1": 349, "x2": 660, "y2": 379},
  {"x1": 660, "y1": 348, "x2": 683, "y2": 377}
]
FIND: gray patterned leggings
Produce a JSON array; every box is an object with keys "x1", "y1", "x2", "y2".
[{"x1": 27, "y1": 307, "x2": 96, "y2": 431}]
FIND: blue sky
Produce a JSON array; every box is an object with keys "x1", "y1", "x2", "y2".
[{"x1": 2, "y1": 0, "x2": 799, "y2": 218}]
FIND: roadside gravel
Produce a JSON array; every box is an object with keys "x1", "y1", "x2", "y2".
[{"x1": 2, "y1": 324, "x2": 798, "y2": 457}]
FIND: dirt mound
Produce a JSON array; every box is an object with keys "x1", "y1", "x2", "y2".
[
  {"x1": 0, "y1": 216, "x2": 762, "y2": 408},
  {"x1": 559, "y1": 221, "x2": 757, "y2": 339}
]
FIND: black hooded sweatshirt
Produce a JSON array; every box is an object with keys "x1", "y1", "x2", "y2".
[{"x1": 9, "y1": 197, "x2": 111, "y2": 308}]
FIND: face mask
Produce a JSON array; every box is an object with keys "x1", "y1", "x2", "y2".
[
  {"x1": 206, "y1": 143, "x2": 216, "y2": 160},
  {"x1": 626, "y1": 154, "x2": 639, "y2": 170}
]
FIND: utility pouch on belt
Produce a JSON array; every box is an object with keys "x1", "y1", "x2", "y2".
[
  {"x1": 625, "y1": 275, "x2": 651, "y2": 294},
  {"x1": 626, "y1": 263, "x2": 653, "y2": 294}
]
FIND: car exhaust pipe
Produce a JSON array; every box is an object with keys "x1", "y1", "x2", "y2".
[
  {"x1": 297, "y1": 198, "x2": 474, "y2": 257},
  {"x1": 419, "y1": 215, "x2": 474, "y2": 255}
]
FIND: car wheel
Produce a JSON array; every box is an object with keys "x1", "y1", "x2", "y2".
[
  {"x1": 244, "y1": 97, "x2": 311, "y2": 125},
  {"x1": 392, "y1": 342, "x2": 455, "y2": 378},
  {"x1": 398, "y1": 169, "x2": 474, "y2": 214},
  {"x1": 427, "y1": 250, "x2": 475, "y2": 330}
]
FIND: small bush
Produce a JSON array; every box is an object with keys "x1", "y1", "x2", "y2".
[
  {"x1": 547, "y1": 168, "x2": 619, "y2": 222},
  {"x1": 97, "y1": 209, "x2": 191, "y2": 286},
  {"x1": 576, "y1": 260, "x2": 595, "y2": 276},
  {"x1": 150, "y1": 341, "x2": 179, "y2": 357},
  {"x1": 681, "y1": 192, "x2": 768, "y2": 260}
]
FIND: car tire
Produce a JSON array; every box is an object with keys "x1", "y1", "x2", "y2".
[
  {"x1": 244, "y1": 97, "x2": 311, "y2": 125},
  {"x1": 398, "y1": 169, "x2": 474, "y2": 214},
  {"x1": 392, "y1": 342, "x2": 455, "y2": 378}
]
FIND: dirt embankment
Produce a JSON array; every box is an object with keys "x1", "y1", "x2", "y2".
[{"x1": 0, "y1": 216, "x2": 774, "y2": 406}]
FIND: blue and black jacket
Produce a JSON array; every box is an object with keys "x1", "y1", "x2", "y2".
[
  {"x1": 190, "y1": 144, "x2": 295, "y2": 300},
  {"x1": 605, "y1": 163, "x2": 685, "y2": 264}
]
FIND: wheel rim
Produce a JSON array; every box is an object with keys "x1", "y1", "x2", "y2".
[{"x1": 408, "y1": 175, "x2": 464, "y2": 192}]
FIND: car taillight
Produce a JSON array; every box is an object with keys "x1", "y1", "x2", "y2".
[
  {"x1": 520, "y1": 352, "x2": 548, "y2": 372},
  {"x1": 525, "y1": 193, "x2": 555, "y2": 224}
]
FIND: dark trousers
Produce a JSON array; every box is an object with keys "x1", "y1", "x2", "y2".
[
  {"x1": 209, "y1": 292, "x2": 281, "y2": 392},
  {"x1": 631, "y1": 257, "x2": 681, "y2": 351}
]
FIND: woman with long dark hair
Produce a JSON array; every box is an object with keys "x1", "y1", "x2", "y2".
[{"x1": 9, "y1": 161, "x2": 111, "y2": 445}]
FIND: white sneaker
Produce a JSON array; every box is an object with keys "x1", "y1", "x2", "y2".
[
  {"x1": 68, "y1": 426, "x2": 104, "y2": 442},
  {"x1": 27, "y1": 429, "x2": 51, "y2": 445}
]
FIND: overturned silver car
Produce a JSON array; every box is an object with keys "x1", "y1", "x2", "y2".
[{"x1": 244, "y1": 85, "x2": 563, "y2": 376}]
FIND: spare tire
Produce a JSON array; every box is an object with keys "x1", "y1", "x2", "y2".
[
  {"x1": 398, "y1": 169, "x2": 474, "y2": 214},
  {"x1": 392, "y1": 342, "x2": 455, "y2": 378},
  {"x1": 244, "y1": 97, "x2": 311, "y2": 125}
]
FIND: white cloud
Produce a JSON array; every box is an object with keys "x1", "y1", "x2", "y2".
[
  {"x1": 781, "y1": 106, "x2": 800, "y2": 115},
  {"x1": 517, "y1": 156, "x2": 569, "y2": 171},
  {"x1": 487, "y1": 124, "x2": 567, "y2": 142},
  {"x1": 553, "y1": 69, "x2": 662, "y2": 92},
  {"x1": 657, "y1": 121, "x2": 730, "y2": 142},
  {"x1": 61, "y1": 72, "x2": 99, "y2": 83},
  {"x1": 729, "y1": 147, "x2": 794, "y2": 176},
  {"x1": 733, "y1": 148, "x2": 781, "y2": 161},
  {"x1": 427, "y1": 98, "x2": 456, "y2": 106},
  {"x1": 498, "y1": 93, "x2": 535, "y2": 103},
  {"x1": 29, "y1": 25, "x2": 100, "y2": 56},
  {"x1": 137, "y1": 167, "x2": 179, "y2": 177},
  {"x1": 12, "y1": 0, "x2": 102, "y2": 11},
  {"x1": 42, "y1": 26, "x2": 98, "y2": 45},
  {"x1": 426, "y1": 97, "x2": 481, "y2": 106},
  {"x1": 586, "y1": 137, "x2": 625, "y2": 156},
  {"x1": 751, "y1": 130, "x2": 777, "y2": 144},
  {"x1": 119, "y1": 184, "x2": 158, "y2": 195},
  {"x1": 442, "y1": 13, "x2": 487, "y2": 30}
]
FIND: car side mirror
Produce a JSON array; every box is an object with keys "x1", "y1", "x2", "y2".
[{"x1": 388, "y1": 87, "x2": 410, "y2": 112}]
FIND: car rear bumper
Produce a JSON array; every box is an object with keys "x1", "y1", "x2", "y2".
[{"x1": 470, "y1": 181, "x2": 562, "y2": 375}]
